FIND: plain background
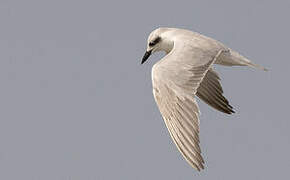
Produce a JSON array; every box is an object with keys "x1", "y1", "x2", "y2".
[{"x1": 0, "y1": 0, "x2": 289, "y2": 179}]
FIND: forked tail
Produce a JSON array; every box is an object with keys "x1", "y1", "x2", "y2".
[{"x1": 217, "y1": 49, "x2": 268, "y2": 71}]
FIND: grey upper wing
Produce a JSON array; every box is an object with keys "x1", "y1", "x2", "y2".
[
  {"x1": 196, "y1": 69, "x2": 234, "y2": 114},
  {"x1": 152, "y1": 47, "x2": 226, "y2": 171},
  {"x1": 153, "y1": 88, "x2": 204, "y2": 170}
]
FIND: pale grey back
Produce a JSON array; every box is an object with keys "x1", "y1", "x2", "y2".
[{"x1": 0, "y1": 0, "x2": 289, "y2": 179}]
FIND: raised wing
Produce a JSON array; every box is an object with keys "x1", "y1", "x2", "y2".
[
  {"x1": 152, "y1": 40, "x2": 226, "y2": 171},
  {"x1": 196, "y1": 69, "x2": 234, "y2": 114}
]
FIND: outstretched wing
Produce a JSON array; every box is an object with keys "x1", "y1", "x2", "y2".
[
  {"x1": 196, "y1": 69, "x2": 234, "y2": 114},
  {"x1": 152, "y1": 39, "x2": 226, "y2": 171}
]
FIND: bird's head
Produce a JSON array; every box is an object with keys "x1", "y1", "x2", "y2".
[{"x1": 141, "y1": 28, "x2": 174, "y2": 64}]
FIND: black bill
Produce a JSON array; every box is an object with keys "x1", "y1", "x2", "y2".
[{"x1": 141, "y1": 50, "x2": 152, "y2": 64}]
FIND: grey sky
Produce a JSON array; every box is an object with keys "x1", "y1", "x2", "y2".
[{"x1": 0, "y1": 0, "x2": 289, "y2": 179}]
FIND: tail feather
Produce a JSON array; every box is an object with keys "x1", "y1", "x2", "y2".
[
  {"x1": 217, "y1": 49, "x2": 268, "y2": 71},
  {"x1": 243, "y1": 61, "x2": 268, "y2": 71}
]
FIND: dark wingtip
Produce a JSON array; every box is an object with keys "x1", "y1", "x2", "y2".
[{"x1": 226, "y1": 107, "x2": 235, "y2": 114}]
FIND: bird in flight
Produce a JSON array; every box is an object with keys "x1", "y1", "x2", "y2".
[{"x1": 141, "y1": 28, "x2": 267, "y2": 171}]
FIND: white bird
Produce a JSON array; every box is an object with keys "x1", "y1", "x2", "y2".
[{"x1": 141, "y1": 27, "x2": 267, "y2": 171}]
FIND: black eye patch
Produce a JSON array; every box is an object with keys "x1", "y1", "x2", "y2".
[{"x1": 149, "y1": 36, "x2": 161, "y2": 47}]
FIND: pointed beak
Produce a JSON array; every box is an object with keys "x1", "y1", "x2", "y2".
[{"x1": 141, "y1": 50, "x2": 152, "y2": 64}]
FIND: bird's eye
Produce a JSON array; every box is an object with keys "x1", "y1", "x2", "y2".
[
  {"x1": 149, "y1": 36, "x2": 161, "y2": 47},
  {"x1": 149, "y1": 42, "x2": 155, "y2": 46}
]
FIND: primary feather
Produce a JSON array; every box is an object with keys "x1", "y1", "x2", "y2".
[{"x1": 143, "y1": 28, "x2": 267, "y2": 171}]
